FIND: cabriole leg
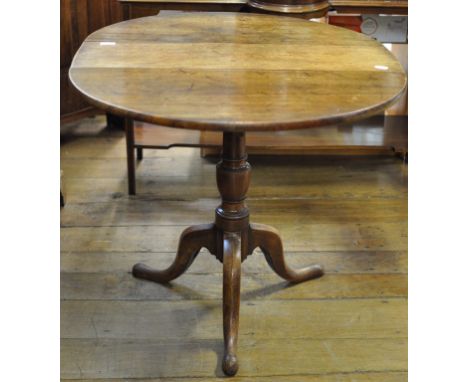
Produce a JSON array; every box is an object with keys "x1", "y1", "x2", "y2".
[
  {"x1": 222, "y1": 232, "x2": 242, "y2": 376},
  {"x1": 250, "y1": 223, "x2": 324, "y2": 283},
  {"x1": 132, "y1": 223, "x2": 216, "y2": 283}
]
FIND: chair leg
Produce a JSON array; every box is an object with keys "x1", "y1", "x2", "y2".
[
  {"x1": 60, "y1": 170, "x2": 66, "y2": 207},
  {"x1": 106, "y1": 112, "x2": 125, "y2": 130},
  {"x1": 125, "y1": 118, "x2": 136, "y2": 195},
  {"x1": 137, "y1": 147, "x2": 143, "y2": 161}
]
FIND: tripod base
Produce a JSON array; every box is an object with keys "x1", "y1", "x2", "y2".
[{"x1": 132, "y1": 222, "x2": 323, "y2": 376}]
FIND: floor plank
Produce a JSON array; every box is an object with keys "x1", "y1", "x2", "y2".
[
  {"x1": 61, "y1": 250, "x2": 408, "y2": 274},
  {"x1": 63, "y1": 176, "x2": 407, "y2": 203},
  {"x1": 61, "y1": 198, "x2": 407, "y2": 227},
  {"x1": 61, "y1": 298, "x2": 407, "y2": 340},
  {"x1": 61, "y1": 272, "x2": 407, "y2": 301},
  {"x1": 61, "y1": 337, "x2": 407, "y2": 379},
  {"x1": 61, "y1": 156, "x2": 408, "y2": 181},
  {"x1": 61, "y1": 373, "x2": 408, "y2": 382},
  {"x1": 61, "y1": 223, "x2": 407, "y2": 253}
]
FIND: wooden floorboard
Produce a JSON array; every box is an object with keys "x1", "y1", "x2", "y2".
[
  {"x1": 61, "y1": 338, "x2": 407, "y2": 379},
  {"x1": 61, "y1": 272, "x2": 407, "y2": 301},
  {"x1": 61, "y1": 198, "x2": 407, "y2": 227},
  {"x1": 61, "y1": 250, "x2": 407, "y2": 274},
  {"x1": 61, "y1": 372, "x2": 408, "y2": 382},
  {"x1": 61, "y1": 299, "x2": 406, "y2": 340},
  {"x1": 60, "y1": 116, "x2": 407, "y2": 381},
  {"x1": 61, "y1": 223, "x2": 407, "y2": 252},
  {"x1": 63, "y1": 176, "x2": 407, "y2": 203}
]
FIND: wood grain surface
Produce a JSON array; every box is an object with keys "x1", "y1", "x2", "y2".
[{"x1": 69, "y1": 12, "x2": 406, "y2": 131}]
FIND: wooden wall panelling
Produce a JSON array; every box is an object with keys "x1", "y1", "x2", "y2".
[
  {"x1": 61, "y1": 0, "x2": 90, "y2": 118},
  {"x1": 120, "y1": 1, "x2": 245, "y2": 15},
  {"x1": 61, "y1": 0, "x2": 126, "y2": 121}
]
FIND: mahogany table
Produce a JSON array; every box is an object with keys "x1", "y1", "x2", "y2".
[{"x1": 70, "y1": 12, "x2": 406, "y2": 376}]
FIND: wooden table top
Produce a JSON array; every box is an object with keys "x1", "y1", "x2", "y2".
[{"x1": 70, "y1": 12, "x2": 406, "y2": 132}]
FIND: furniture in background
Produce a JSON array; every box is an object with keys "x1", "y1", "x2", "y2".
[
  {"x1": 60, "y1": 170, "x2": 66, "y2": 207},
  {"x1": 119, "y1": 0, "x2": 408, "y2": 18},
  {"x1": 70, "y1": 12, "x2": 406, "y2": 375},
  {"x1": 124, "y1": 115, "x2": 407, "y2": 195}
]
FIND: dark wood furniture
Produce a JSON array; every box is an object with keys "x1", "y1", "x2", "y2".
[
  {"x1": 120, "y1": 0, "x2": 408, "y2": 17},
  {"x1": 247, "y1": 0, "x2": 329, "y2": 17},
  {"x1": 69, "y1": 12, "x2": 406, "y2": 376},
  {"x1": 330, "y1": 0, "x2": 407, "y2": 15},
  {"x1": 121, "y1": 0, "x2": 245, "y2": 16}
]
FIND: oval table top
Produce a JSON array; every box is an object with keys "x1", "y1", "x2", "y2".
[{"x1": 70, "y1": 12, "x2": 407, "y2": 132}]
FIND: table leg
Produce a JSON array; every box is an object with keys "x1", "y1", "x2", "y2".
[
  {"x1": 132, "y1": 223, "x2": 216, "y2": 283},
  {"x1": 222, "y1": 232, "x2": 241, "y2": 376},
  {"x1": 125, "y1": 118, "x2": 136, "y2": 195},
  {"x1": 137, "y1": 147, "x2": 144, "y2": 161},
  {"x1": 132, "y1": 131, "x2": 324, "y2": 376},
  {"x1": 106, "y1": 113, "x2": 125, "y2": 130},
  {"x1": 250, "y1": 223, "x2": 324, "y2": 283}
]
